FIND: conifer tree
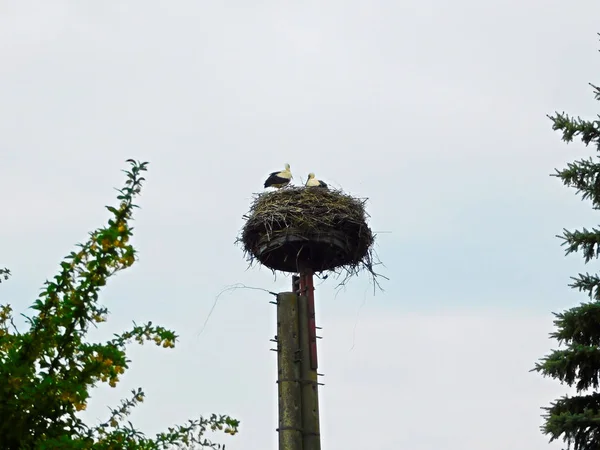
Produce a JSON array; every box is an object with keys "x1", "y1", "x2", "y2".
[{"x1": 533, "y1": 37, "x2": 600, "y2": 450}]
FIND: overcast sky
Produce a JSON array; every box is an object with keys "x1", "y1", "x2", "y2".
[{"x1": 2, "y1": 1, "x2": 600, "y2": 449}]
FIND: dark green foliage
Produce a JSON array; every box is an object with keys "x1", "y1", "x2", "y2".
[
  {"x1": 0, "y1": 268, "x2": 10, "y2": 283},
  {"x1": 0, "y1": 160, "x2": 239, "y2": 449},
  {"x1": 533, "y1": 39, "x2": 600, "y2": 449}
]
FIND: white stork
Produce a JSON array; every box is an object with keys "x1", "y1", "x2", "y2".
[
  {"x1": 305, "y1": 173, "x2": 328, "y2": 189},
  {"x1": 264, "y1": 163, "x2": 292, "y2": 189}
]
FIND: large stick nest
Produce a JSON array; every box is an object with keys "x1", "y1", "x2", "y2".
[{"x1": 237, "y1": 186, "x2": 382, "y2": 284}]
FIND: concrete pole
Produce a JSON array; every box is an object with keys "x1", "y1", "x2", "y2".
[{"x1": 276, "y1": 292, "x2": 303, "y2": 450}]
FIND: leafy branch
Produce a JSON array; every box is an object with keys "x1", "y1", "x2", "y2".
[{"x1": 0, "y1": 160, "x2": 239, "y2": 449}]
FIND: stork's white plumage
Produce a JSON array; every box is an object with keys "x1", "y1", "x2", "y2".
[
  {"x1": 264, "y1": 163, "x2": 292, "y2": 189},
  {"x1": 305, "y1": 172, "x2": 328, "y2": 189}
]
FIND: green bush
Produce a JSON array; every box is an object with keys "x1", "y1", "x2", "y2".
[{"x1": 0, "y1": 160, "x2": 239, "y2": 449}]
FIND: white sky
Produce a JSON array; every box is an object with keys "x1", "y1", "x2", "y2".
[{"x1": 2, "y1": 1, "x2": 600, "y2": 449}]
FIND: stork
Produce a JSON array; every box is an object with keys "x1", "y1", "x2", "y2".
[
  {"x1": 264, "y1": 163, "x2": 292, "y2": 189},
  {"x1": 305, "y1": 172, "x2": 328, "y2": 189}
]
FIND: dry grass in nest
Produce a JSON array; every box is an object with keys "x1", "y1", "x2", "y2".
[{"x1": 237, "y1": 186, "x2": 384, "y2": 288}]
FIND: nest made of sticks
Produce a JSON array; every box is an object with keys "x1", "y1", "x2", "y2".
[{"x1": 237, "y1": 186, "x2": 382, "y2": 286}]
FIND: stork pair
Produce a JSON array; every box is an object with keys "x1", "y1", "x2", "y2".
[{"x1": 263, "y1": 164, "x2": 328, "y2": 189}]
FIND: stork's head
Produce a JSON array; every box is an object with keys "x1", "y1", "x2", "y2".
[
  {"x1": 308, "y1": 173, "x2": 315, "y2": 179},
  {"x1": 284, "y1": 163, "x2": 290, "y2": 171}
]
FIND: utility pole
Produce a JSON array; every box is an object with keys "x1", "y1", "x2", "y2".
[
  {"x1": 242, "y1": 180, "x2": 376, "y2": 449},
  {"x1": 296, "y1": 270, "x2": 322, "y2": 450},
  {"x1": 275, "y1": 292, "x2": 303, "y2": 450},
  {"x1": 273, "y1": 274, "x2": 322, "y2": 450}
]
